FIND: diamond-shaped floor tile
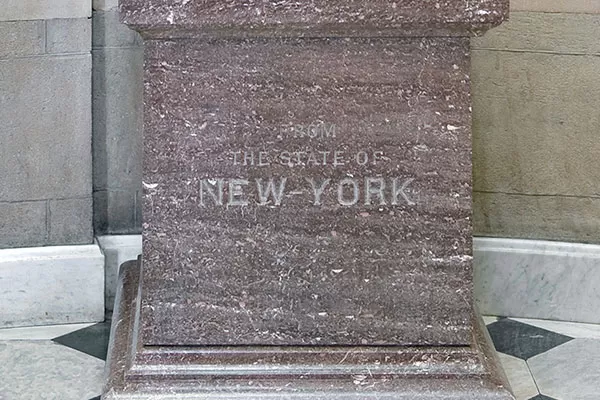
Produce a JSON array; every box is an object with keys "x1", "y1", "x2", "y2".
[
  {"x1": 487, "y1": 318, "x2": 573, "y2": 360},
  {"x1": 52, "y1": 322, "x2": 111, "y2": 360},
  {"x1": 528, "y1": 395, "x2": 559, "y2": 400}
]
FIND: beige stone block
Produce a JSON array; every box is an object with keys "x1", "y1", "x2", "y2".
[
  {"x1": 48, "y1": 197, "x2": 93, "y2": 246},
  {"x1": 0, "y1": 55, "x2": 92, "y2": 202},
  {"x1": 0, "y1": 20, "x2": 45, "y2": 58},
  {"x1": 46, "y1": 18, "x2": 91, "y2": 54},
  {"x1": 0, "y1": 201, "x2": 47, "y2": 249},
  {"x1": 472, "y1": 50, "x2": 600, "y2": 197},
  {"x1": 473, "y1": 192, "x2": 600, "y2": 243},
  {"x1": 472, "y1": 12, "x2": 600, "y2": 54},
  {"x1": 0, "y1": 0, "x2": 90, "y2": 22},
  {"x1": 511, "y1": 0, "x2": 600, "y2": 14}
]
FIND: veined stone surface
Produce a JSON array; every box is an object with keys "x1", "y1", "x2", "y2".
[
  {"x1": 141, "y1": 36, "x2": 474, "y2": 346},
  {"x1": 120, "y1": 0, "x2": 509, "y2": 37},
  {"x1": 0, "y1": 244, "x2": 104, "y2": 328}
]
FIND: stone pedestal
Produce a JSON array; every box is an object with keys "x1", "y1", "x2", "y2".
[{"x1": 104, "y1": 1, "x2": 513, "y2": 398}]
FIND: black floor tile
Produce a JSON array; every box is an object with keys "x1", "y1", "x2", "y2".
[
  {"x1": 52, "y1": 322, "x2": 111, "y2": 360},
  {"x1": 487, "y1": 318, "x2": 573, "y2": 360},
  {"x1": 528, "y1": 395, "x2": 559, "y2": 400}
]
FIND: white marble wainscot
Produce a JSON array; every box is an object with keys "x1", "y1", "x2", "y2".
[
  {"x1": 474, "y1": 237, "x2": 600, "y2": 324},
  {"x1": 97, "y1": 235, "x2": 142, "y2": 311},
  {"x1": 0, "y1": 244, "x2": 104, "y2": 328}
]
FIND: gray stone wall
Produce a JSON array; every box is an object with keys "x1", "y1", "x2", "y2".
[
  {"x1": 0, "y1": 4, "x2": 93, "y2": 248},
  {"x1": 92, "y1": 1, "x2": 143, "y2": 235},
  {"x1": 0, "y1": 1, "x2": 89, "y2": 21},
  {"x1": 472, "y1": 9, "x2": 600, "y2": 243},
  {"x1": 1, "y1": 1, "x2": 599, "y2": 248}
]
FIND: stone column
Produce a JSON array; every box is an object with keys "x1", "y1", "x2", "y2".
[
  {"x1": 92, "y1": 0, "x2": 144, "y2": 235},
  {"x1": 105, "y1": 1, "x2": 512, "y2": 398}
]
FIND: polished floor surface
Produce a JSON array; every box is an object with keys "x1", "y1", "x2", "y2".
[{"x1": 0, "y1": 316, "x2": 599, "y2": 399}]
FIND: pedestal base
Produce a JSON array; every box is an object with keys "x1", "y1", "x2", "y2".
[{"x1": 103, "y1": 260, "x2": 515, "y2": 399}]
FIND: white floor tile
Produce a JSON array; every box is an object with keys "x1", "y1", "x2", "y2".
[
  {"x1": 497, "y1": 353, "x2": 539, "y2": 400},
  {"x1": 482, "y1": 315, "x2": 499, "y2": 325},
  {"x1": 529, "y1": 338, "x2": 600, "y2": 400},
  {"x1": 0, "y1": 341, "x2": 104, "y2": 400},
  {"x1": 512, "y1": 317, "x2": 600, "y2": 339},
  {"x1": 0, "y1": 323, "x2": 95, "y2": 341}
]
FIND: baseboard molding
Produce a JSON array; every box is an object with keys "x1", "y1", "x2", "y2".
[
  {"x1": 5, "y1": 236, "x2": 593, "y2": 328},
  {"x1": 0, "y1": 243, "x2": 105, "y2": 328},
  {"x1": 97, "y1": 235, "x2": 142, "y2": 311},
  {"x1": 474, "y1": 237, "x2": 600, "y2": 324},
  {"x1": 97, "y1": 235, "x2": 600, "y2": 324}
]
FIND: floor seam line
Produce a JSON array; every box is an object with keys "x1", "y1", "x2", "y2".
[{"x1": 525, "y1": 358, "x2": 542, "y2": 397}]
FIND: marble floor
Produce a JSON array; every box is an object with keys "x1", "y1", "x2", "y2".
[{"x1": 0, "y1": 316, "x2": 598, "y2": 400}]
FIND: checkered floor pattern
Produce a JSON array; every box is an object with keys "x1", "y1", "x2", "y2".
[{"x1": 1, "y1": 316, "x2": 599, "y2": 399}]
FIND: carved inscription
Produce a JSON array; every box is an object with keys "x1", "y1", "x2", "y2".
[
  {"x1": 231, "y1": 150, "x2": 385, "y2": 167},
  {"x1": 199, "y1": 177, "x2": 415, "y2": 207},
  {"x1": 200, "y1": 123, "x2": 416, "y2": 208}
]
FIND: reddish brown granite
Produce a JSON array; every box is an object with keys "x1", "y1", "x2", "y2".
[
  {"x1": 104, "y1": 1, "x2": 513, "y2": 399},
  {"x1": 141, "y1": 37, "x2": 474, "y2": 346},
  {"x1": 104, "y1": 259, "x2": 515, "y2": 399},
  {"x1": 120, "y1": 0, "x2": 508, "y2": 38}
]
